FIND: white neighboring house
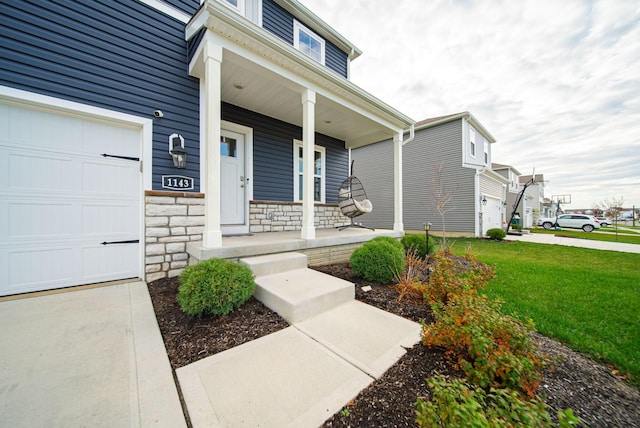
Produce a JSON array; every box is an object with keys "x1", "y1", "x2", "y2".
[{"x1": 518, "y1": 174, "x2": 546, "y2": 228}]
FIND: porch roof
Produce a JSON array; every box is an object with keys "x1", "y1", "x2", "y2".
[{"x1": 187, "y1": 1, "x2": 415, "y2": 149}]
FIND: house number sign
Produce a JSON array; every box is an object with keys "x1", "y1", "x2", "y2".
[{"x1": 162, "y1": 175, "x2": 194, "y2": 190}]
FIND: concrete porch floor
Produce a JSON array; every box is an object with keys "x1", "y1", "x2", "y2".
[{"x1": 187, "y1": 227, "x2": 402, "y2": 262}]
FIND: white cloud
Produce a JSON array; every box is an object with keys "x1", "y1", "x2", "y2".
[{"x1": 302, "y1": 0, "x2": 640, "y2": 208}]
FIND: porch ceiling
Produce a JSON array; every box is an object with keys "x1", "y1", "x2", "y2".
[{"x1": 221, "y1": 51, "x2": 396, "y2": 148}]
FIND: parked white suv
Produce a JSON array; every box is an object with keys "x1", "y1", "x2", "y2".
[{"x1": 537, "y1": 214, "x2": 601, "y2": 232}]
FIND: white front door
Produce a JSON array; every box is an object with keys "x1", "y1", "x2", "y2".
[
  {"x1": 220, "y1": 129, "x2": 246, "y2": 231},
  {"x1": 0, "y1": 101, "x2": 141, "y2": 296}
]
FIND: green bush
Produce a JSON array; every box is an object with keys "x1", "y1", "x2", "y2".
[
  {"x1": 416, "y1": 375, "x2": 557, "y2": 427},
  {"x1": 370, "y1": 236, "x2": 404, "y2": 251},
  {"x1": 177, "y1": 258, "x2": 255, "y2": 317},
  {"x1": 401, "y1": 234, "x2": 435, "y2": 258},
  {"x1": 350, "y1": 240, "x2": 405, "y2": 284},
  {"x1": 486, "y1": 228, "x2": 507, "y2": 241}
]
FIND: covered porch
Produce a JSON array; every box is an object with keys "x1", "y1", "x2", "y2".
[
  {"x1": 186, "y1": 227, "x2": 402, "y2": 266},
  {"x1": 185, "y1": 1, "x2": 414, "y2": 259}
]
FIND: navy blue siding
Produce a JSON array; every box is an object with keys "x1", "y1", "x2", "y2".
[
  {"x1": 163, "y1": 0, "x2": 200, "y2": 15},
  {"x1": 222, "y1": 103, "x2": 348, "y2": 204},
  {"x1": 0, "y1": 0, "x2": 201, "y2": 191},
  {"x1": 325, "y1": 41, "x2": 348, "y2": 77},
  {"x1": 262, "y1": 0, "x2": 347, "y2": 78},
  {"x1": 263, "y1": 0, "x2": 294, "y2": 45}
]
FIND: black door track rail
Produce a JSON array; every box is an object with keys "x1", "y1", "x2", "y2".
[
  {"x1": 101, "y1": 240, "x2": 140, "y2": 245},
  {"x1": 101, "y1": 153, "x2": 140, "y2": 162}
]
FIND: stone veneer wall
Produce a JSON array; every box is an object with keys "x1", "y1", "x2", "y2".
[
  {"x1": 144, "y1": 195, "x2": 351, "y2": 281},
  {"x1": 145, "y1": 191, "x2": 204, "y2": 282},
  {"x1": 249, "y1": 201, "x2": 350, "y2": 232}
]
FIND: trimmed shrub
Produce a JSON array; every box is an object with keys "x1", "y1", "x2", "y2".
[
  {"x1": 370, "y1": 236, "x2": 404, "y2": 251},
  {"x1": 401, "y1": 234, "x2": 435, "y2": 258},
  {"x1": 177, "y1": 258, "x2": 255, "y2": 317},
  {"x1": 486, "y1": 228, "x2": 507, "y2": 241},
  {"x1": 350, "y1": 240, "x2": 405, "y2": 284}
]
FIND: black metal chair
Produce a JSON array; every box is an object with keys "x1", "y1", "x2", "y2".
[{"x1": 337, "y1": 162, "x2": 374, "y2": 231}]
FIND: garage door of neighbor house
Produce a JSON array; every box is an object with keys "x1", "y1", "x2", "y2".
[
  {"x1": 0, "y1": 101, "x2": 142, "y2": 296},
  {"x1": 482, "y1": 198, "x2": 502, "y2": 235}
]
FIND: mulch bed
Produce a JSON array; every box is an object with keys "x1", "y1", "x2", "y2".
[{"x1": 147, "y1": 261, "x2": 640, "y2": 427}]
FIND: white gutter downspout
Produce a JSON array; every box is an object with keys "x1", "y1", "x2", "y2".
[
  {"x1": 476, "y1": 167, "x2": 486, "y2": 238},
  {"x1": 393, "y1": 124, "x2": 415, "y2": 232}
]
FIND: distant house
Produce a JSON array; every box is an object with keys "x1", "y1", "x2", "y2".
[
  {"x1": 0, "y1": 0, "x2": 414, "y2": 296},
  {"x1": 492, "y1": 163, "x2": 523, "y2": 225},
  {"x1": 352, "y1": 112, "x2": 508, "y2": 237},
  {"x1": 518, "y1": 174, "x2": 546, "y2": 227},
  {"x1": 493, "y1": 165, "x2": 549, "y2": 228}
]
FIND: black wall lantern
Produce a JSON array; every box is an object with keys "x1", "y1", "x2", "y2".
[
  {"x1": 481, "y1": 195, "x2": 487, "y2": 206},
  {"x1": 169, "y1": 133, "x2": 187, "y2": 169}
]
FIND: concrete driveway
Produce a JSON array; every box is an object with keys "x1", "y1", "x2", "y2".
[
  {"x1": 505, "y1": 232, "x2": 640, "y2": 253},
  {"x1": 0, "y1": 281, "x2": 185, "y2": 427}
]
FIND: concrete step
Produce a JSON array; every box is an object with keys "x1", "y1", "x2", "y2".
[
  {"x1": 253, "y1": 268, "x2": 354, "y2": 324},
  {"x1": 240, "y1": 252, "x2": 308, "y2": 277}
]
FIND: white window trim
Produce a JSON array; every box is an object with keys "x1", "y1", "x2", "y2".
[
  {"x1": 219, "y1": 0, "x2": 245, "y2": 15},
  {"x1": 469, "y1": 127, "x2": 476, "y2": 158},
  {"x1": 293, "y1": 20, "x2": 326, "y2": 65},
  {"x1": 484, "y1": 140, "x2": 489, "y2": 164},
  {"x1": 293, "y1": 139, "x2": 326, "y2": 203}
]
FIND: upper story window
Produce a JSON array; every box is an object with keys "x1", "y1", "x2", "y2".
[
  {"x1": 294, "y1": 20, "x2": 325, "y2": 64},
  {"x1": 484, "y1": 140, "x2": 489, "y2": 164},
  {"x1": 469, "y1": 127, "x2": 476, "y2": 157},
  {"x1": 219, "y1": 0, "x2": 261, "y2": 25}
]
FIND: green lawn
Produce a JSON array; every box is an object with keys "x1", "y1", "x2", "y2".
[
  {"x1": 445, "y1": 238, "x2": 640, "y2": 386},
  {"x1": 531, "y1": 228, "x2": 640, "y2": 243}
]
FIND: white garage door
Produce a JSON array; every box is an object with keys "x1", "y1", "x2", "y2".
[
  {"x1": 482, "y1": 198, "x2": 502, "y2": 235},
  {"x1": 0, "y1": 101, "x2": 142, "y2": 296}
]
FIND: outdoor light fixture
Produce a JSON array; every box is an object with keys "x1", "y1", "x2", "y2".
[
  {"x1": 423, "y1": 221, "x2": 432, "y2": 255},
  {"x1": 481, "y1": 195, "x2": 487, "y2": 206},
  {"x1": 169, "y1": 133, "x2": 187, "y2": 169}
]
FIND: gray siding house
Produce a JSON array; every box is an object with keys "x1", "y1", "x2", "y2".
[
  {"x1": 0, "y1": 0, "x2": 414, "y2": 296},
  {"x1": 352, "y1": 112, "x2": 508, "y2": 237}
]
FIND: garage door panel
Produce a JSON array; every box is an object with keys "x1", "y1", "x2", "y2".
[
  {"x1": 82, "y1": 161, "x2": 139, "y2": 196},
  {"x1": 7, "y1": 201, "x2": 76, "y2": 239},
  {"x1": 5, "y1": 247, "x2": 76, "y2": 292},
  {"x1": 7, "y1": 107, "x2": 84, "y2": 151},
  {"x1": 482, "y1": 199, "x2": 502, "y2": 234},
  {"x1": 82, "y1": 244, "x2": 139, "y2": 279},
  {"x1": 82, "y1": 120, "x2": 140, "y2": 157},
  {"x1": 0, "y1": 101, "x2": 142, "y2": 296},
  {"x1": 8, "y1": 153, "x2": 75, "y2": 192},
  {"x1": 82, "y1": 204, "x2": 139, "y2": 236}
]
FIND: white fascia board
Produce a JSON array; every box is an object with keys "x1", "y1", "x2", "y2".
[
  {"x1": 137, "y1": 0, "x2": 191, "y2": 24},
  {"x1": 190, "y1": 4, "x2": 413, "y2": 129},
  {"x1": 272, "y1": 0, "x2": 362, "y2": 60},
  {"x1": 481, "y1": 168, "x2": 510, "y2": 185},
  {"x1": 416, "y1": 111, "x2": 497, "y2": 143}
]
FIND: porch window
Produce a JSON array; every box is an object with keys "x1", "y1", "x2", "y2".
[
  {"x1": 294, "y1": 140, "x2": 325, "y2": 203},
  {"x1": 294, "y1": 20, "x2": 325, "y2": 64}
]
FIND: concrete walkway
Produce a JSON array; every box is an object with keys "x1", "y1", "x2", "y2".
[
  {"x1": 505, "y1": 232, "x2": 640, "y2": 253},
  {"x1": 0, "y1": 281, "x2": 186, "y2": 428}
]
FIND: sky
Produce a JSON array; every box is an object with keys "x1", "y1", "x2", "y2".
[{"x1": 301, "y1": 0, "x2": 640, "y2": 210}]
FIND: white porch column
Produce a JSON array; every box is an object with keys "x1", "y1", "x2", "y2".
[
  {"x1": 301, "y1": 89, "x2": 316, "y2": 240},
  {"x1": 203, "y1": 42, "x2": 223, "y2": 247},
  {"x1": 393, "y1": 131, "x2": 404, "y2": 232}
]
